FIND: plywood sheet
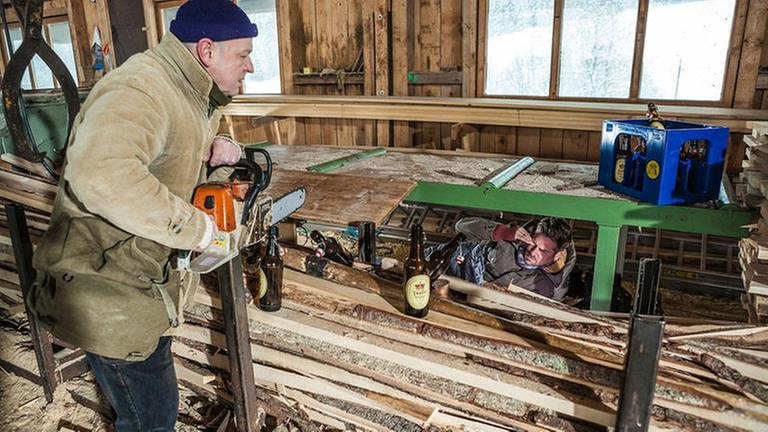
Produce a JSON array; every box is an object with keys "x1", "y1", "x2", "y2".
[{"x1": 266, "y1": 169, "x2": 416, "y2": 226}]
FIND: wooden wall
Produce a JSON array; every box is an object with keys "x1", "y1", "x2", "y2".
[
  {"x1": 227, "y1": 0, "x2": 768, "y2": 167},
  {"x1": 8, "y1": 1, "x2": 765, "y2": 165}
]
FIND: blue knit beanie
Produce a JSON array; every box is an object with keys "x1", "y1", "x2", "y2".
[{"x1": 170, "y1": 0, "x2": 258, "y2": 42}]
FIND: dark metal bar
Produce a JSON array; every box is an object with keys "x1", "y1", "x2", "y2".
[
  {"x1": 6, "y1": 203, "x2": 58, "y2": 402},
  {"x1": 216, "y1": 256, "x2": 258, "y2": 432},
  {"x1": 350, "y1": 220, "x2": 377, "y2": 265},
  {"x1": 615, "y1": 316, "x2": 665, "y2": 431},
  {"x1": 1, "y1": 0, "x2": 80, "y2": 168},
  {"x1": 635, "y1": 258, "x2": 662, "y2": 315},
  {"x1": 615, "y1": 258, "x2": 665, "y2": 432}
]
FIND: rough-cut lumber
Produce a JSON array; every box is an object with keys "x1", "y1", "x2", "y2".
[
  {"x1": 177, "y1": 250, "x2": 768, "y2": 432},
  {"x1": 267, "y1": 169, "x2": 415, "y2": 226}
]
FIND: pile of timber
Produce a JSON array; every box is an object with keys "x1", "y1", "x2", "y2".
[
  {"x1": 738, "y1": 121, "x2": 768, "y2": 323},
  {"x1": 0, "y1": 154, "x2": 55, "y2": 316},
  {"x1": 174, "y1": 246, "x2": 768, "y2": 431},
  {"x1": 0, "y1": 155, "x2": 767, "y2": 430}
]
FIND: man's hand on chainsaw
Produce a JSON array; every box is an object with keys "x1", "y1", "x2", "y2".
[
  {"x1": 193, "y1": 215, "x2": 222, "y2": 252},
  {"x1": 204, "y1": 136, "x2": 243, "y2": 167}
]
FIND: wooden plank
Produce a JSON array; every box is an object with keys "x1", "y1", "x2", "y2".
[
  {"x1": 374, "y1": 0, "x2": 391, "y2": 147},
  {"x1": 224, "y1": 96, "x2": 768, "y2": 134},
  {"x1": 517, "y1": 127, "x2": 541, "y2": 157},
  {"x1": 562, "y1": 129, "x2": 589, "y2": 161},
  {"x1": 734, "y1": 0, "x2": 768, "y2": 108},
  {"x1": 549, "y1": 0, "x2": 563, "y2": 98},
  {"x1": 440, "y1": 0, "x2": 461, "y2": 150},
  {"x1": 461, "y1": 0, "x2": 477, "y2": 98},
  {"x1": 475, "y1": 0, "x2": 488, "y2": 96},
  {"x1": 266, "y1": 169, "x2": 415, "y2": 226},
  {"x1": 276, "y1": 0, "x2": 295, "y2": 93},
  {"x1": 628, "y1": 0, "x2": 649, "y2": 100},
  {"x1": 539, "y1": 129, "x2": 563, "y2": 159},
  {"x1": 722, "y1": 0, "x2": 750, "y2": 106},
  {"x1": 392, "y1": 0, "x2": 411, "y2": 148}
]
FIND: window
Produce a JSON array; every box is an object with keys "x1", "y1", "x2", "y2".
[
  {"x1": 3, "y1": 20, "x2": 79, "y2": 90},
  {"x1": 485, "y1": 0, "x2": 554, "y2": 96},
  {"x1": 238, "y1": 0, "x2": 280, "y2": 94},
  {"x1": 640, "y1": 0, "x2": 736, "y2": 101},
  {"x1": 485, "y1": 0, "x2": 737, "y2": 102},
  {"x1": 559, "y1": 0, "x2": 638, "y2": 98},
  {"x1": 158, "y1": 0, "x2": 281, "y2": 94}
]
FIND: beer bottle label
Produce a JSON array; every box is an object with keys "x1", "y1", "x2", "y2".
[
  {"x1": 258, "y1": 268, "x2": 268, "y2": 299},
  {"x1": 614, "y1": 157, "x2": 625, "y2": 183},
  {"x1": 405, "y1": 274, "x2": 430, "y2": 309}
]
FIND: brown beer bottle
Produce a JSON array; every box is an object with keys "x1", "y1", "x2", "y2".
[
  {"x1": 646, "y1": 103, "x2": 665, "y2": 129},
  {"x1": 403, "y1": 224, "x2": 430, "y2": 318},
  {"x1": 427, "y1": 232, "x2": 465, "y2": 282},
  {"x1": 309, "y1": 230, "x2": 354, "y2": 266},
  {"x1": 259, "y1": 226, "x2": 283, "y2": 312},
  {"x1": 242, "y1": 242, "x2": 264, "y2": 304}
]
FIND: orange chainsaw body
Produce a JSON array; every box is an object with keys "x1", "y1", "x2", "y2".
[{"x1": 192, "y1": 181, "x2": 251, "y2": 232}]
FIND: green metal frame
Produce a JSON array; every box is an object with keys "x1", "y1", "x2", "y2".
[
  {"x1": 307, "y1": 148, "x2": 387, "y2": 173},
  {"x1": 406, "y1": 182, "x2": 752, "y2": 310}
]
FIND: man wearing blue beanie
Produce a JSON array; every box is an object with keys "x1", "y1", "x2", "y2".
[{"x1": 29, "y1": 1, "x2": 258, "y2": 430}]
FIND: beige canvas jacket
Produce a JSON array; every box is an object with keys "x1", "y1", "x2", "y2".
[{"x1": 30, "y1": 33, "x2": 221, "y2": 360}]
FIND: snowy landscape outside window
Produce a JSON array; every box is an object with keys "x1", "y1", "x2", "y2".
[
  {"x1": 640, "y1": 0, "x2": 735, "y2": 101},
  {"x1": 559, "y1": 0, "x2": 638, "y2": 98},
  {"x1": 485, "y1": 0, "x2": 736, "y2": 101},
  {"x1": 485, "y1": 0, "x2": 554, "y2": 97}
]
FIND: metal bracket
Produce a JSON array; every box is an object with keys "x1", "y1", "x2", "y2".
[
  {"x1": 0, "y1": 0, "x2": 80, "y2": 168},
  {"x1": 615, "y1": 258, "x2": 665, "y2": 431}
]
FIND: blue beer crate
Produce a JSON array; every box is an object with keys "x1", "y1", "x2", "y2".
[{"x1": 597, "y1": 119, "x2": 728, "y2": 206}]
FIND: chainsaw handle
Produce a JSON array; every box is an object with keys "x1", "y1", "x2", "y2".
[
  {"x1": 206, "y1": 159, "x2": 265, "y2": 225},
  {"x1": 244, "y1": 147, "x2": 272, "y2": 190}
]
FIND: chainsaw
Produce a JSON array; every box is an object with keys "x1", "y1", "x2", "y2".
[{"x1": 179, "y1": 148, "x2": 305, "y2": 273}]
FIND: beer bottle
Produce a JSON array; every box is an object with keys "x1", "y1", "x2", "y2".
[
  {"x1": 259, "y1": 226, "x2": 283, "y2": 312},
  {"x1": 403, "y1": 224, "x2": 430, "y2": 318},
  {"x1": 427, "y1": 232, "x2": 465, "y2": 282},
  {"x1": 647, "y1": 103, "x2": 665, "y2": 129},
  {"x1": 309, "y1": 230, "x2": 354, "y2": 266},
  {"x1": 242, "y1": 242, "x2": 265, "y2": 304}
]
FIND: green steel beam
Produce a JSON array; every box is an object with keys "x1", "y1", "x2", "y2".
[
  {"x1": 307, "y1": 147, "x2": 387, "y2": 173},
  {"x1": 244, "y1": 140, "x2": 272, "y2": 149},
  {"x1": 407, "y1": 182, "x2": 751, "y2": 237},
  {"x1": 406, "y1": 182, "x2": 753, "y2": 311},
  {"x1": 592, "y1": 224, "x2": 622, "y2": 311}
]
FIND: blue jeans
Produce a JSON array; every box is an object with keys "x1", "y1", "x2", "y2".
[{"x1": 85, "y1": 336, "x2": 178, "y2": 432}]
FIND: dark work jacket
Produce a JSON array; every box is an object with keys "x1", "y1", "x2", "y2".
[{"x1": 427, "y1": 217, "x2": 574, "y2": 300}]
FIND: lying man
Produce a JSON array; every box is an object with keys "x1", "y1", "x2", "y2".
[{"x1": 429, "y1": 216, "x2": 575, "y2": 300}]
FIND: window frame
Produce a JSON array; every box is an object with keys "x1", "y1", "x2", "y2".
[
  {"x1": 146, "y1": 0, "x2": 283, "y2": 95},
  {"x1": 480, "y1": 0, "x2": 743, "y2": 107},
  {"x1": 0, "y1": 14, "x2": 79, "y2": 90}
]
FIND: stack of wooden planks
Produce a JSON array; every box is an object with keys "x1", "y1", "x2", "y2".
[
  {"x1": 0, "y1": 155, "x2": 767, "y2": 431},
  {"x1": 0, "y1": 155, "x2": 54, "y2": 316},
  {"x1": 173, "y1": 247, "x2": 768, "y2": 431},
  {"x1": 738, "y1": 121, "x2": 768, "y2": 323}
]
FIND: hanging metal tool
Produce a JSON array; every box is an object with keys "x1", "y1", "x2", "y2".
[{"x1": 1, "y1": 0, "x2": 80, "y2": 177}]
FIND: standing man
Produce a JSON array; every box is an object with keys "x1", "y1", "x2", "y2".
[
  {"x1": 429, "y1": 217, "x2": 575, "y2": 300},
  {"x1": 28, "y1": 0, "x2": 257, "y2": 430}
]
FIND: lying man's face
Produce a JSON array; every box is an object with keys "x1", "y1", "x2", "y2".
[{"x1": 524, "y1": 233, "x2": 559, "y2": 267}]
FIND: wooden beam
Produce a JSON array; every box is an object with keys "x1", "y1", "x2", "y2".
[
  {"x1": 734, "y1": 0, "x2": 768, "y2": 108},
  {"x1": 223, "y1": 95, "x2": 768, "y2": 133}
]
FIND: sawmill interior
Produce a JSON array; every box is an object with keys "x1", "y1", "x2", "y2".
[{"x1": 1, "y1": 0, "x2": 768, "y2": 431}]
